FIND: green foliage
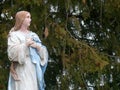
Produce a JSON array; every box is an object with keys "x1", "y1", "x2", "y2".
[
  {"x1": 45, "y1": 22, "x2": 109, "y2": 89},
  {"x1": 0, "y1": 69, "x2": 9, "y2": 90},
  {"x1": 0, "y1": 0, "x2": 120, "y2": 89}
]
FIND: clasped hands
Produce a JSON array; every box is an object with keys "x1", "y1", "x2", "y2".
[{"x1": 26, "y1": 38, "x2": 40, "y2": 51}]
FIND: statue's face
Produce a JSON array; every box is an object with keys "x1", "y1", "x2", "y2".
[{"x1": 22, "y1": 13, "x2": 31, "y2": 27}]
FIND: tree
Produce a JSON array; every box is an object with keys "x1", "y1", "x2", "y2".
[{"x1": 0, "y1": 0, "x2": 120, "y2": 90}]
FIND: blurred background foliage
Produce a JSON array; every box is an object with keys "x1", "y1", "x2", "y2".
[{"x1": 0, "y1": 0, "x2": 120, "y2": 90}]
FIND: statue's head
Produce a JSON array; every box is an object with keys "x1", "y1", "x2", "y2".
[{"x1": 14, "y1": 11, "x2": 30, "y2": 30}]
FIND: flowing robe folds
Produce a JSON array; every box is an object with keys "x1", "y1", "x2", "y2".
[{"x1": 7, "y1": 30, "x2": 48, "y2": 90}]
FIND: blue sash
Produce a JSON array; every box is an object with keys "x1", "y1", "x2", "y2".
[{"x1": 29, "y1": 32, "x2": 48, "y2": 90}]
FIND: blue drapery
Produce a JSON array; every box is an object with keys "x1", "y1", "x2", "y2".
[{"x1": 29, "y1": 32, "x2": 48, "y2": 90}]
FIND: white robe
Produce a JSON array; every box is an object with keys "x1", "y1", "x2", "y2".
[{"x1": 7, "y1": 30, "x2": 39, "y2": 90}]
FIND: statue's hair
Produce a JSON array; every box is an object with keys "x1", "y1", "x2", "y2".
[{"x1": 11, "y1": 11, "x2": 30, "y2": 32}]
